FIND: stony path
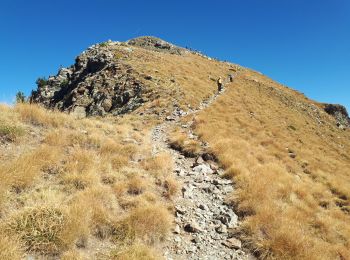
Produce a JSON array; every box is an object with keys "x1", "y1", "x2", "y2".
[{"x1": 151, "y1": 87, "x2": 252, "y2": 260}]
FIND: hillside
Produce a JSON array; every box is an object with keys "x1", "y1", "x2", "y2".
[{"x1": 1, "y1": 36, "x2": 349, "y2": 259}]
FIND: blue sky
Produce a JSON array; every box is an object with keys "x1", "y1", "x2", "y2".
[{"x1": 0, "y1": 0, "x2": 349, "y2": 111}]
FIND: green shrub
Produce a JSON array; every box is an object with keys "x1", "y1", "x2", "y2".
[
  {"x1": 99, "y1": 42, "x2": 108, "y2": 47},
  {"x1": 36, "y1": 77, "x2": 48, "y2": 88},
  {"x1": 15, "y1": 91, "x2": 26, "y2": 103}
]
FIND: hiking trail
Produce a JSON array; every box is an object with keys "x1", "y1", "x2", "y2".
[{"x1": 151, "y1": 85, "x2": 252, "y2": 260}]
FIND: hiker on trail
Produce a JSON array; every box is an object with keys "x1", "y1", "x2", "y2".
[
  {"x1": 229, "y1": 74, "x2": 234, "y2": 82},
  {"x1": 217, "y1": 77, "x2": 223, "y2": 92}
]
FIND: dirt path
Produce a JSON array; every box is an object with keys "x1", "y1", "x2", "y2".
[{"x1": 151, "y1": 87, "x2": 252, "y2": 260}]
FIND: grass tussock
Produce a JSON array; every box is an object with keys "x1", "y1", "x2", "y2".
[
  {"x1": 111, "y1": 243, "x2": 159, "y2": 260},
  {"x1": 141, "y1": 152, "x2": 173, "y2": 177},
  {"x1": 169, "y1": 127, "x2": 202, "y2": 157},
  {"x1": 0, "y1": 105, "x2": 25, "y2": 143},
  {"x1": 0, "y1": 145, "x2": 62, "y2": 190},
  {"x1": 6, "y1": 206, "x2": 65, "y2": 254},
  {"x1": 15, "y1": 103, "x2": 73, "y2": 128},
  {"x1": 114, "y1": 204, "x2": 171, "y2": 245},
  {"x1": 194, "y1": 72, "x2": 350, "y2": 259},
  {"x1": 0, "y1": 124, "x2": 25, "y2": 142}
]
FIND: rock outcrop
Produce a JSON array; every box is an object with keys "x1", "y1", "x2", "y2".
[
  {"x1": 323, "y1": 104, "x2": 350, "y2": 129},
  {"x1": 127, "y1": 36, "x2": 186, "y2": 55},
  {"x1": 31, "y1": 37, "x2": 181, "y2": 117}
]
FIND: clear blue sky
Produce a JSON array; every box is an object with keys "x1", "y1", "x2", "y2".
[{"x1": 0, "y1": 0, "x2": 349, "y2": 111}]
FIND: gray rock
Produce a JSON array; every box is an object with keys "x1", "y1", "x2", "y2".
[
  {"x1": 166, "y1": 116, "x2": 176, "y2": 121},
  {"x1": 191, "y1": 237, "x2": 200, "y2": 244},
  {"x1": 193, "y1": 164, "x2": 214, "y2": 175},
  {"x1": 215, "y1": 224, "x2": 227, "y2": 234},
  {"x1": 102, "y1": 98, "x2": 113, "y2": 112},
  {"x1": 196, "y1": 156, "x2": 205, "y2": 165},
  {"x1": 184, "y1": 222, "x2": 202, "y2": 233},
  {"x1": 198, "y1": 204, "x2": 209, "y2": 211},
  {"x1": 174, "y1": 224, "x2": 181, "y2": 234},
  {"x1": 175, "y1": 206, "x2": 187, "y2": 215},
  {"x1": 222, "y1": 238, "x2": 242, "y2": 250},
  {"x1": 72, "y1": 106, "x2": 87, "y2": 118},
  {"x1": 174, "y1": 236, "x2": 182, "y2": 243},
  {"x1": 202, "y1": 153, "x2": 215, "y2": 161},
  {"x1": 127, "y1": 36, "x2": 185, "y2": 55}
]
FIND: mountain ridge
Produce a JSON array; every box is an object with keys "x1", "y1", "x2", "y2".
[
  {"x1": 1, "y1": 36, "x2": 348, "y2": 259},
  {"x1": 30, "y1": 36, "x2": 350, "y2": 129}
]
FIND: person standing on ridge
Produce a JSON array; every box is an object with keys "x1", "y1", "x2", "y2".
[{"x1": 217, "y1": 77, "x2": 223, "y2": 92}]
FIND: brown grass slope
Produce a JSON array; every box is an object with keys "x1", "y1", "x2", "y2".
[
  {"x1": 120, "y1": 44, "x2": 350, "y2": 259},
  {"x1": 1, "y1": 40, "x2": 350, "y2": 259},
  {"x1": 111, "y1": 43, "x2": 242, "y2": 114},
  {"x1": 0, "y1": 103, "x2": 177, "y2": 259},
  {"x1": 192, "y1": 71, "x2": 350, "y2": 259}
]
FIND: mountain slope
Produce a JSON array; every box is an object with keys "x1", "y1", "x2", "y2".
[
  {"x1": 193, "y1": 71, "x2": 350, "y2": 259},
  {"x1": 1, "y1": 36, "x2": 349, "y2": 259}
]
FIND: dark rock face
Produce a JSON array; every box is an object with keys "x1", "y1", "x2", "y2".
[
  {"x1": 324, "y1": 104, "x2": 350, "y2": 129},
  {"x1": 127, "y1": 36, "x2": 185, "y2": 55},
  {"x1": 30, "y1": 42, "x2": 146, "y2": 117}
]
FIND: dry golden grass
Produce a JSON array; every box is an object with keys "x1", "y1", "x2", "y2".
[
  {"x1": 169, "y1": 127, "x2": 202, "y2": 157},
  {"x1": 193, "y1": 72, "x2": 350, "y2": 259},
  {"x1": 141, "y1": 152, "x2": 173, "y2": 177},
  {"x1": 15, "y1": 103, "x2": 73, "y2": 128},
  {"x1": 163, "y1": 176, "x2": 180, "y2": 199},
  {"x1": 6, "y1": 206, "x2": 66, "y2": 254},
  {"x1": 123, "y1": 45, "x2": 239, "y2": 111},
  {"x1": 0, "y1": 103, "x2": 174, "y2": 258},
  {"x1": 0, "y1": 144, "x2": 62, "y2": 190},
  {"x1": 0, "y1": 124, "x2": 25, "y2": 142},
  {"x1": 111, "y1": 243, "x2": 160, "y2": 260},
  {"x1": 0, "y1": 105, "x2": 25, "y2": 143},
  {"x1": 0, "y1": 235, "x2": 23, "y2": 260},
  {"x1": 114, "y1": 204, "x2": 171, "y2": 245},
  {"x1": 61, "y1": 249, "x2": 85, "y2": 260}
]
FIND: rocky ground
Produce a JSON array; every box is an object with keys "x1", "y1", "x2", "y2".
[{"x1": 151, "y1": 88, "x2": 253, "y2": 260}]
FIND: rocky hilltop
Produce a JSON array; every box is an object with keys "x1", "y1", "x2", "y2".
[
  {"x1": 30, "y1": 36, "x2": 350, "y2": 129},
  {"x1": 30, "y1": 37, "x2": 190, "y2": 118},
  {"x1": 31, "y1": 40, "x2": 145, "y2": 118}
]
